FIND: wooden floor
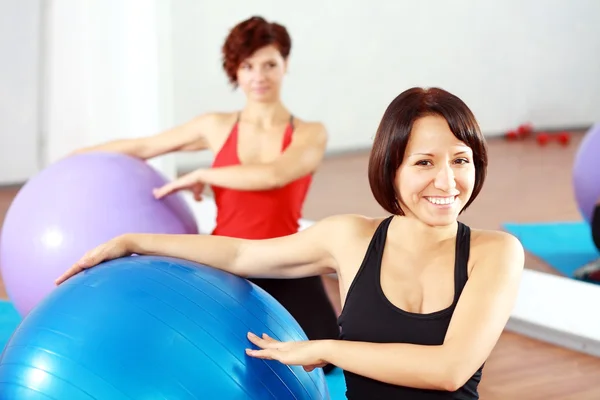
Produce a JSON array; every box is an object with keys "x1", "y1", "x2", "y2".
[{"x1": 2, "y1": 131, "x2": 600, "y2": 398}]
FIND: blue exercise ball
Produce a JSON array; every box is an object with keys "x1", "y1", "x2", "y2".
[{"x1": 0, "y1": 256, "x2": 330, "y2": 400}]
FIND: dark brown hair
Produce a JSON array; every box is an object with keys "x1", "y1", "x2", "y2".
[
  {"x1": 221, "y1": 16, "x2": 291, "y2": 87},
  {"x1": 368, "y1": 87, "x2": 488, "y2": 215}
]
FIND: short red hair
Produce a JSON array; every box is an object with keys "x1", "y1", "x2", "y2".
[{"x1": 221, "y1": 16, "x2": 291, "y2": 87}]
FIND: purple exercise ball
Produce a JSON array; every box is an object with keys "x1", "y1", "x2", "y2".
[
  {"x1": 572, "y1": 123, "x2": 600, "y2": 223},
  {"x1": 0, "y1": 152, "x2": 198, "y2": 316}
]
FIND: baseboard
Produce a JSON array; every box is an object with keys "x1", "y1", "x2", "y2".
[
  {"x1": 0, "y1": 183, "x2": 24, "y2": 190},
  {"x1": 506, "y1": 316, "x2": 600, "y2": 358}
]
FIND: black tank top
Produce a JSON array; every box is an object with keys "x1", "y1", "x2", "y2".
[{"x1": 338, "y1": 216, "x2": 483, "y2": 399}]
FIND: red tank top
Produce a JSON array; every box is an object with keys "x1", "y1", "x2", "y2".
[{"x1": 210, "y1": 115, "x2": 312, "y2": 240}]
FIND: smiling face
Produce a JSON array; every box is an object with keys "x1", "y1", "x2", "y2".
[
  {"x1": 395, "y1": 114, "x2": 476, "y2": 227},
  {"x1": 236, "y1": 45, "x2": 288, "y2": 103}
]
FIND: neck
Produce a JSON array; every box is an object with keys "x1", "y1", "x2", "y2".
[
  {"x1": 390, "y1": 215, "x2": 458, "y2": 251},
  {"x1": 240, "y1": 100, "x2": 289, "y2": 128}
]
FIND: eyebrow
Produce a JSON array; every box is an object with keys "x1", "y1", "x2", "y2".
[{"x1": 410, "y1": 150, "x2": 470, "y2": 157}]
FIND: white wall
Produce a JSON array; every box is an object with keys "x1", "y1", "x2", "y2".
[
  {"x1": 11, "y1": 1, "x2": 600, "y2": 180},
  {"x1": 169, "y1": 0, "x2": 600, "y2": 171},
  {"x1": 0, "y1": 0, "x2": 42, "y2": 185},
  {"x1": 42, "y1": 0, "x2": 177, "y2": 178}
]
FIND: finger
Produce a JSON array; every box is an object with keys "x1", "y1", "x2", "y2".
[
  {"x1": 79, "y1": 249, "x2": 104, "y2": 268},
  {"x1": 247, "y1": 332, "x2": 268, "y2": 348},
  {"x1": 153, "y1": 184, "x2": 177, "y2": 199},
  {"x1": 192, "y1": 185, "x2": 203, "y2": 201},
  {"x1": 303, "y1": 363, "x2": 326, "y2": 372},
  {"x1": 154, "y1": 174, "x2": 199, "y2": 199},
  {"x1": 247, "y1": 332, "x2": 280, "y2": 349},
  {"x1": 261, "y1": 333, "x2": 279, "y2": 343},
  {"x1": 54, "y1": 248, "x2": 103, "y2": 285},
  {"x1": 54, "y1": 264, "x2": 84, "y2": 285},
  {"x1": 55, "y1": 255, "x2": 93, "y2": 285},
  {"x1": 245, "y1": 348, "x2": 278, "y2": 361}
]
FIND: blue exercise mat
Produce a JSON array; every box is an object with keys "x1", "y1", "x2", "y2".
[
  {"x1": 0, "y1": 300, "x2": 20, "y2": 352},
  {"x1": 503, "y1": 221, "x2": 600, "y2": 277},
  {"x1": 325, "y1": 367, "x2": 347, "y2": 399},
  {"x1": 0, "y1": 299, "x2": 347, "y2": 398}
]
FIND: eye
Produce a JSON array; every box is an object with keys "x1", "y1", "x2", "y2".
[
  {"x1": 415, "y1": 160, "x2": 433, "y2": 166},
  {"x1": 454, "y1": 158, "x2": 470, "y2": 165}
]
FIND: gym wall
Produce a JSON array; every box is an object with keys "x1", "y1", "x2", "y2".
[
  {"x1": 171, "y1": 0, "x2": 600, "y2": 170},
  {"x1": 1, "y1": 0, "x2": 598, "y2": 183}
]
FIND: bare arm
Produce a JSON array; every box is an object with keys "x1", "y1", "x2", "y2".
[
  {"x1": 319, "y1": 232, "x2": 524, "y2": 391},
  {"x1": 55, "y1": 214, "x2": 353, "y2": 285},
  {"x1": 156, "y1": 122, "x2": 327, "y2": 194},
  {"x1": 71, "y1": 114, "x2": 215, "y2": 160}
]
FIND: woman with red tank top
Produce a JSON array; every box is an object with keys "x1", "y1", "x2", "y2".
[
  {"x1": 210, "y1": 113, "x2": 310, "y2": 240},
  {"x1": 71, "y1": 16, "x2": 340, "y2": 373}
]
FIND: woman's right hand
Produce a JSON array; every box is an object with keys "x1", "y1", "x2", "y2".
[
  {"x1": 55, "y1": 235, "x2": 133, "y2": 285},
  {"x1": 153, "y1": 170, "x2": 206, "y2": 201}
]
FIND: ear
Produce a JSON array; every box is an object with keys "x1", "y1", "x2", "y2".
[{"x1": 283, "y1": 57, "x2": 290, "y2": 74}]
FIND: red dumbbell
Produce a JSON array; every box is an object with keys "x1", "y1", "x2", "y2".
[
  {"x1": 536, "y1": 132, "x2": 550, "y2": 145},
  {"x1": 557, "y1": 131, "x2": 570, "y2": 145},
  {"x1": 505, "y1": 130, "x2": 519, "y2": 141},
  {"x1": 517, "y1": 123, "x2": 534, "y2": 138},
  {"x1": 506, "y1": 123, "x2": 534, "y2": 142},
  {"x1": 536, "y1": 131, "x2": 571, "y2": 146}
]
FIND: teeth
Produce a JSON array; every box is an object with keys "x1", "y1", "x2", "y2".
[{"x1": 426, "y1": 196, "x2": 455, "y2": 205}]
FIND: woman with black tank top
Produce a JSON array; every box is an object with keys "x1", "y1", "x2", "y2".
[{"x1": 58, "y1": 87, "x2": 525, "y2": 399}]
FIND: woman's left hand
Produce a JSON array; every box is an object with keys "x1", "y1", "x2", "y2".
[{"x1": 245, "y1": 332, "x2": 330, "y2": 372}]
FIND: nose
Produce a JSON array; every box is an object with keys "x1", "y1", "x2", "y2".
[
  {"x1": 252, "y1": 67, "x2": 267, "y2": 81},
  {"x1": 433, "y1": 164, "x2": 456, "y2": 192}
]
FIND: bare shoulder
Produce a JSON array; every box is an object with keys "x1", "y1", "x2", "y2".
[
  {"x1": 310, "y1": 214, "x2": 388, "y2": 285},
  {"x1": 471, "y1": 228, "x2": 523, "y2": 252},
  {"x1": 186, "y1": 112, "x2": 238, "y2": 148},
  {"x1": 310, "y1": 213, "x2": 387, "y2": 253},
  {"x1": 293, "y1": 117, "x2": 326, "y2": 131},
  {"x1": 191, "y1": 111, "x2": 237, "y2": 128},
  {"x1": 291, "y1": 118, "x2": 328, "y2": 142},
  {"x1": 470, "y1": 228, "x2": 525, "y2": 274},
  {"x1": 316, "y1": 213, "x2": 384, "y2": 234}
]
